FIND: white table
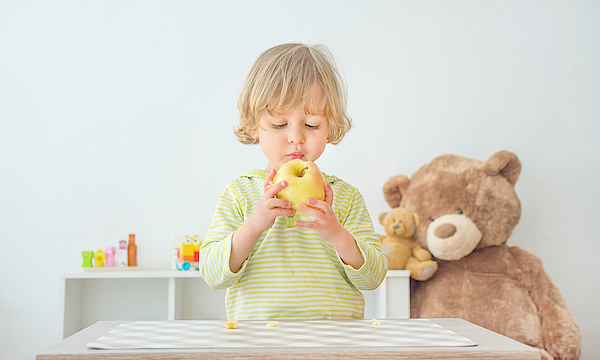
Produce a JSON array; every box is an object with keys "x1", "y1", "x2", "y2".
[{"x1": 38, "y1": 318, "x2": 541, "y2": 360}]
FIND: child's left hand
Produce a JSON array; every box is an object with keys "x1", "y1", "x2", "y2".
[
  {"x1": 295, "y1": 181, "x2": 346, "y2": 243},
  {"x1": 297, "y1": 181, "x2": 365, "y2": 269}
]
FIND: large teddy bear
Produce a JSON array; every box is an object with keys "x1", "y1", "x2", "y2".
[{"x1": 383, "y1": 151, "x2": 581, "y2": 360}]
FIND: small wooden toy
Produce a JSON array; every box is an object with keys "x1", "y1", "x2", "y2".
[
  {"x1": 82, "y1": 251, "x2": 94, "y2": 267},
  {"x1": 94, "y1": 249, "x2": 106, "y2": 267},
  {"x1": 115, "y1": 240, "x2": 128, "y2": 267},
  {"x1": 128, "y1": 234, "x2": 137, "y2": 267},
  {"x1": 79, "y1": 236, "x2": 143, "y2": 271},
  {"x1": 105, "y1": 246, "x2": 115, "y2": 267}
]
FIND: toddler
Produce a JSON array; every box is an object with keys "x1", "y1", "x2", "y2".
[{"x1": 199, "y1": 43, "x2": 388, "y2": 320}]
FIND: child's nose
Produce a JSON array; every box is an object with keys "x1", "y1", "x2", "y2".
[{"x1": 288, "y1": 129, "x2": 306, "y2": 144}]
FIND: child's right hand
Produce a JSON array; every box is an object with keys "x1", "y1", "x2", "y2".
[{"x1": 248, "y1": 169, "x2": 296, "y2": 232}]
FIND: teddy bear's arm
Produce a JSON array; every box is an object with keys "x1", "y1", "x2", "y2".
[
  {"x1": 509, "y1": 247, "x2": 581, "y2": 360},
  {"x1": 411, "y1": 244, "x2": 432, "y2": 261}
]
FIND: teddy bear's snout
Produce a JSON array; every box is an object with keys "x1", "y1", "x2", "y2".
[
  {"x1": 434, "y1": 223, "x2": 456, "y2": 238},
  {"x1": 392, "y1": 224, "x2": 405, "y2": 235},
  {"x1": 426, "y1": 214, "x2": 482, "y2": 261}
]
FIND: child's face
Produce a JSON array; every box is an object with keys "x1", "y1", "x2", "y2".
[{"x1": 252, "y1": 95, "x2": 328, "y2": 172}]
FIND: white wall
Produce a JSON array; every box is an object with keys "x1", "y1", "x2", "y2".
[{"x1": 1, "y1": 1, "x2": 598, "y2": 359}]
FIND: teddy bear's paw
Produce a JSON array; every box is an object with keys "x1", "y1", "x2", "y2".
[
  {"x1": 418, "y1": 266, "x2": 436, "y2": 281},
  {"x1": 411, "y1": 261, "x2": 438, "y2": 281}
]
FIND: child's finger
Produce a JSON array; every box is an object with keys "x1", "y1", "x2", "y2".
[
  {"x1": 274, "y1": 208, "x2": 296, "y2": 217},
  {"x1": 265, "y1": 180, "x2": 287, "y2": 198},
  {"x1": 266, "y1": 168, "x2": 277, "y2": 182},
  {"x1": 263, "y1": 169, "x2": 277, "y2": 192},
  {"x1": 267, "y1": 198, "x2": 293, "y2": 209},
  {"x1": 306, "y1": 198, "x2": 327, "y2": 212},
  {"x1": 299, "y1": 203, "x2": 321, "y2": 217},
  {"x1": 295, "y1": 220, "x2": 315, "y2": 229}
]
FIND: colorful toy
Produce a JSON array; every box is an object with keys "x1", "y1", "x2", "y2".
[
  {"x1": 80, "y1": 235, "x2": 141, "y2": 271},
  {"x1": 105, "y1": 246, "x2": 115, "y2": 267},
  {"x1": 128, "y1": 234, "x2": 137, "y2": 266},
  {"x1": 115, "y1": 240, "x2": 128, "y2": 267},
  {"x1": 175, "y1": 235, "x2": 202, "y2": 271},
  {"x1": 94, "y1": 249, "x2": 106, "y2": 267},
  {"x1": 82, "y1": 251, "x2": 94, "y2": 267}
]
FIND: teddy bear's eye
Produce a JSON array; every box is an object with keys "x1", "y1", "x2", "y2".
[
  {"x1": 429, "y1": 216, "x2": 435, "y2": 222},
  {"x1": 458, "y1": 208, "x2": 463, "y2": 214}
]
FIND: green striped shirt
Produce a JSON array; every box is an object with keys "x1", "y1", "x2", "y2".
[{"x1": 199, "y1": 169, "x2": 388, "y2": 320}]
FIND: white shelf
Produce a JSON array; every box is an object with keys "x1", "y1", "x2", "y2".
[
  {"x1": 58, "y1": 269, "x2": 410, "y2": 340},
  {"x1": 61, "y1": 270, "x2": 204, "y2": 279}
]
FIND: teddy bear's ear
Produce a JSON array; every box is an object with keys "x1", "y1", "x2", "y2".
[
  {"x1": 383, "y1": 175, "x2": 410, "y2": 208},
  {"x1": 378, "y1": 212, "x2": 389, "y2": 225},
  {"x1": 483, "y1": 151, "x2": 521, "y2": 186},
  {"x1": 412, "y1": 212, "x2": 421, "y2": 228}
]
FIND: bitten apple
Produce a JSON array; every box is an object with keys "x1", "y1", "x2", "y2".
[{"x1": 273, "y1": 159, "x2": 325, "y2": 216}]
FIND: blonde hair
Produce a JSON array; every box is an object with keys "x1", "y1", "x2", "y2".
[{"x1": 235, "y1": 43, "x2": 352, "y2": 145}]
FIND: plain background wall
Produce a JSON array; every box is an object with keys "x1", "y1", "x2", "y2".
[{"x1": 1, "y1": 1, "x2": 598, "y2": 359}]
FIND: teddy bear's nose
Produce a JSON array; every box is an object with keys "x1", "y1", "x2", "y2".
[
  {"x1": 393, "y1": 224, "x2": 400, "y2": 229},
  {"x1": 434, "y1": 223, "x2": 457, "y2": 238}
]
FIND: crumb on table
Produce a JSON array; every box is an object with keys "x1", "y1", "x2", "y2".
[{"x1": 223, "y1": 320, "x2": 238, "y2": 329}]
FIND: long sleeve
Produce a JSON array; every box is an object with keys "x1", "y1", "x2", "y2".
[
  {"x1": 199, "y1": 183, "x2": 249, "y2": 289},
  {"x1": 335, "y1": 187, "x2": 388, "y2": 290}
]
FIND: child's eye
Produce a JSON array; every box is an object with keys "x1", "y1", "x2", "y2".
[
  {"x1": 272, "y1": 123, "x2": 286, "y2": 129},
  {"x1": 306, "y1": 124, "x2": 320, "y2": 129}
]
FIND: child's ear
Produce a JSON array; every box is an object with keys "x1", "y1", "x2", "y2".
[{"x1": 251, "y1": 119, "x2": 264, "y2": 140}]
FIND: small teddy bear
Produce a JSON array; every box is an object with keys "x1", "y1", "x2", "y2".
[{"x1": 378, "y1": 207, "x2": 438, "y2": 281}]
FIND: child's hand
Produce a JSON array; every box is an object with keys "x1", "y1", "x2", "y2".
[
  {"x1": 295, "y1": 181, "x2": 346, "y2": 242},
  {"x1": 296, "y1": 181, "x2": 365, "y2": 269},
  {"x1": 248, "y1": 169, "x2": 296, "y2": 233}
]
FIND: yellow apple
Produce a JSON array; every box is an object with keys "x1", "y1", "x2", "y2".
[{"x1": 273, "y1": 159, "x2": 325, "y2": 216}]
